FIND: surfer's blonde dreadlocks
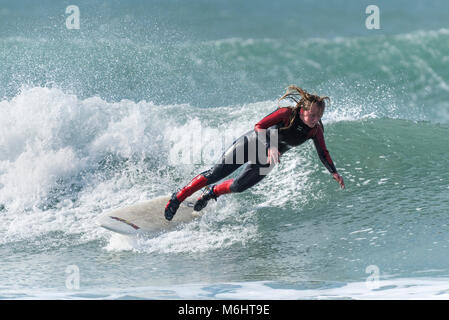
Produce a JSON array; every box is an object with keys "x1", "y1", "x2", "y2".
[{"x1": 278, "y1": 85, "x2": 330, "y2": 131}]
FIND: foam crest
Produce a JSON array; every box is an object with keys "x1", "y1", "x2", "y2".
[{"x1": 0, "y1": 87, "x2": 171, "y2": 242}]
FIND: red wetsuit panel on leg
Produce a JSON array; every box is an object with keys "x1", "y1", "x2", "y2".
[
  {"x1": 176, "y1": 174, "x2": 208, "y2": 202},
  {"x1": 213, "y1": 179, "x2": 234, "y2": 196}
]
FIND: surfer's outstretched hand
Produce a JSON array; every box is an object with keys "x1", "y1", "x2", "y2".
[{"x1": 333, "y1": 173, "x2": 345, "y2": 189}]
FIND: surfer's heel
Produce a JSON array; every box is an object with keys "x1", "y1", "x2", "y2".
[
  {"x1": 165, "y1": 192, "x2": 181, "y2": 221},
  {"x1": 193, "y1": 187, "x2": 217, "y2": 212}
]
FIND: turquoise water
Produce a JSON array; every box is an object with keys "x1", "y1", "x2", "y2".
[{"x1": 0, "y1": 0, "x2": 448, "y2": 299}]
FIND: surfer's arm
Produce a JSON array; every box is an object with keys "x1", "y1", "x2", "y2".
[
  {"x1": 312, "y1": 131, "x2": 345, "y2": 189},
  {"x1": 312, "y1": 126, "x2": 345, "y2": 188},
  {"x1": 312, "y1": 126, "x2": 337, "y2": 174},
  {"x1": 254, "y1": 107, "x2": 291, "y2": 150},
  {"x1": 254, "y1": 107, "x2": 292, "y2": 132}
]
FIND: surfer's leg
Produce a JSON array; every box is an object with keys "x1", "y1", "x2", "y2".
[
  {"x1": 173, "y1": 132, "x2": 251, "y2": 203},
  {"x1": 193, "y1": 163, "x2": 271, "y2": 212},
  {"x1": 216, "y1": 162, "x2": 271, "y2": 195},
  {"x1": 175, "y1": 163, "x2": 241, "y2": 202},
  {"x1": 166, "y1": 130, "x2": 252, "y2": 219},
  {"x1": 165, "y1": 163, "x2": 241, "y2": 220}
]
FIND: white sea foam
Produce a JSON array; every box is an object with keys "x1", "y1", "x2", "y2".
[
  {"x1": 0, "y1": 87, "x2": 166, "y2": 242},
  {"x1": 4, "y1": 277, "x2": 449, "y2": 300}
]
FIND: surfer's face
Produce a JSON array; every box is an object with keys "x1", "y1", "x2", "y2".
[{"x1": 301, "y1": 103, "x2": 323, "y2": 128}]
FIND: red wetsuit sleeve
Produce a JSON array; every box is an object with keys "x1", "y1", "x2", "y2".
[
  {"x1": 312, "y1": 125, "x2": 337, "y2": 174},
  {"x1": 254, "y1": 107, "x2": 292, "y2": 132}
]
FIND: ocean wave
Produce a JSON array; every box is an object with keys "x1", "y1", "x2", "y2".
[
  {"x1": 1, "y1": 26, "x2": 448, "y2": 114},
  {"x1": 0, "y1": 87, "x2": 447, "y2": 253}
]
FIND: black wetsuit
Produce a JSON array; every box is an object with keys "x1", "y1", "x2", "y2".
[{"x1": 174, "y1": 107, "x2": 337, "y2": 202}]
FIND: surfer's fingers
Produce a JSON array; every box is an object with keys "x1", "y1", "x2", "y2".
[
  {"x1": 338, "y1": 176, "x2": 345, "y2": 189},
  {"x1": 332, "y1": 173, "x2": 344, "y2": 188}
]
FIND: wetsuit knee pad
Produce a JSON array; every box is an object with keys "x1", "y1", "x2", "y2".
[
  {"x1": 200, "y1": 163, "x2": 241, "y2": 185},
  {"x1": 199, "y1": 169, "x2": 213, "y2": 182},
  {"x1": 229, "y1": 180, "x2": 246, "y2": 193},
  {"x1": 200, "y1": 167, "x2": 224, "y2": 184},
  {"x1": 200, "y1": 167, "x2": 225, "y2": 185}
]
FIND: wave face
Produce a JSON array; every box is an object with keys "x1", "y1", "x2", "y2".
[{"x1": 0, "y1": 0, "x2": 448, "y2": 299}]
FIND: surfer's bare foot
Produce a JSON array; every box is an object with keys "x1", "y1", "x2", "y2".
[
  {"x1": 193, "y1": 187, "x2": 217, "y2": 212},
  {"x1": 165, "y1": 193, "x2": 180, "y2": 221}
]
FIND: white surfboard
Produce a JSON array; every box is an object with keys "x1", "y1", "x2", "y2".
[{"x1": 97, "y1": 191, "x2": 206, "y2": 236}]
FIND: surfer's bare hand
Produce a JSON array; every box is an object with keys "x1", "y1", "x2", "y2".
[
  {"x1": 333, "y1": 173, "x2": 345, "y2": 189},
  {"x1": 268, "y1": 146, "x2": 280, "y2": 165}
]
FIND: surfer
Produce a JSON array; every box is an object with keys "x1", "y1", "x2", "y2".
[{"x1": 164, "y1": 85, "x2": 345, "y2": 221}]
